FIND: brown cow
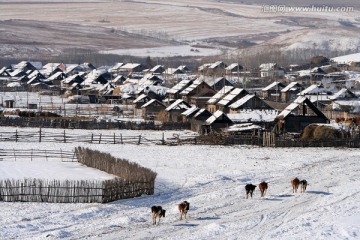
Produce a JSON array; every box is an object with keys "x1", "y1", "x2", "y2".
[
  {"x1": 245, "y1": 184, "x2": 257, "y2": 199},
  {"x1": 178, "y1": 201, "x2": 190, "y2": 220},
  {"x1": 291, "y1": 177, "x2": 300, "y2": 193},
  {"x1": 259, "y1": 181, "x2": 268, "y2": 197},
  {"x1": 151, "y1": 206, "x2": 166, "y2": 225}
]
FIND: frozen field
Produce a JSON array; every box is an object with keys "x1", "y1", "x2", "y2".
[{"x1": 0, "y1": 127, "x2": 359, "y2": 239}]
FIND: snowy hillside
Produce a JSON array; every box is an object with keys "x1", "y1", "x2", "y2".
[
  {"x1": 331, "y1": 52, "x2": 360, "y2": 64},
  {"x1": 0, "y1": 127, "x2": 359, "y2": 240}
]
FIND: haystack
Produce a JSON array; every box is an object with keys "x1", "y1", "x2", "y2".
[{"x1": 301, "y1": 124, "x2": 349, "y2": 140}]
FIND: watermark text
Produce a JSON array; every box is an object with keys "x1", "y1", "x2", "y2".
[{"x1": 261, "y1": 5, "x2": 354, "y2": 13}]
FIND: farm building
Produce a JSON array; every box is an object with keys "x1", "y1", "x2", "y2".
[
  {"x1": 141, "y1": 99, "x2": 166, "y2": 120},
  {"x1": 217, "y1": 88, "x2": 249, "y2": 113},
  {"x1": 207, "y1": 86, "x2": 235, "y2": 113},
  {"x1": 165, "y1": 99, "x2": 192, "y2": 122},
  {"x1": 280, "y1": 82, "x2": 304, "y2": 103},
  {"x1": 180, "y1": 79, "x2": 216, "y2": 104},
  {"x1": 204, "y1": 110, "x2": 233, "y2": 133},
  {"x1": 261, "y1": 81, "x2": 286, "y2": 101},
  {"x1": 276, "y1": 96, "x2": 329, "y2": 133}
]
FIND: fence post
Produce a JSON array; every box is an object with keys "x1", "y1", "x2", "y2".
[
  {"x1": 113, "y1": 133, "x2": 116, "y2": 144},
  {"x1": 99, "y1": 134, "x2": 102, "y2": 144},
  {"x1": 13, "y1": 148, "x2": 16, "y2": 161},
  {"x1": 162, "y1": 132, "x2": 165, "y2": 145},
  {"x1": 91, "y1": 133, "x2": 93, "y2": 143},
  {"x1": 138, "y1": 135, "x2": 141, "y2": 145},
  {"x1": 63, "y1": 130, "x2": 66, "y2": 143},
  {"x1": 31, "y1": 149, "x2": 33, "y2": 161},
  {"x1": 120, "y1": 134, "x2": 123, "y2": 144},
  {"x1": 39, "y1": 128, "x2": 42, "y2": 143}
]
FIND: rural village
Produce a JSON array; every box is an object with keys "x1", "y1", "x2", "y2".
[
  {"x1": 1, "y1": 1, "x2": 360, "y2": 239},
  {"x1": 1, "y1": 54, "x2": 360, "y2": 147}
]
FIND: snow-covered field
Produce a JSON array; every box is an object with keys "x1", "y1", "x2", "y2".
[{"x1": 1, "y1": 127, "x2": 360, "y2": 239}]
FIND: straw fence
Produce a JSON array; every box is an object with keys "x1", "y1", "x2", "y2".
[{"x1": 0, "y1": 148, "x2": 157, "y2": 203}]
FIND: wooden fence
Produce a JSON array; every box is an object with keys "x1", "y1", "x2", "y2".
[
  {"x1": 0, "y1": 117, "x2": 191, "y2": 130},
  {"x1": 0, "y1": 128, "x2": 174, "y2": 145},
  {"x1": 0, "y1": 147, "x2": 156, "y2": 203},
  {"x1": 0, "y1": 149, "x2": 76, "y2": 161}
]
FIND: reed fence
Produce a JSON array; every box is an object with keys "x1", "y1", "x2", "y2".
[{"x1": 0, "y1": 147, "x2": 157, "y2": 203}]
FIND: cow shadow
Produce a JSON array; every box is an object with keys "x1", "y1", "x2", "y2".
[
  {"x1": 274, "y1": 194, "x2": 293, "y2": 198},
  {"x1": 306, "y1": 190, "x2": 332, "y2": 195},
  {"x1": 196, "y1": 217, "x2": 221, "y2": 221},
  {"x1": 173, "y1": 223, "x2": 199, "y2": 227}
]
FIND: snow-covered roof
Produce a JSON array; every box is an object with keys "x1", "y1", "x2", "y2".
[
  {"x1": 217, "y1": 88, "x2": 247, "y2": 106},
  {"x1": 226, "y1": 123, "x2": 263, "y2": 132},
  {"x1": 180, "y1": 79, "x2": 204, "y2": 95},
  {"x1": 329, "y1": 88, "x2": 358, "y2": 100},
  {"x1": 299, "y1": 84, "x2": 327, "y2": 95},
  {"x1": 133, "y1": 94, "x2": 150, "y2": 103},
  {"x1": 262, "y1": 81, "x2": 284, "y2": 91},
  {"x1": 205, "y1": 110, "x2": 231, "y2": 125},
  {"x1": 181, "y1": 106, "x2": 199, "y2": 117},
  {"x1": 259, "y1": 63, "x2": 276, "y2": 71},
  {"x1": 167, "y1": 79, "x2": 193, "y2": 94},
  {"x1": 281, "y1": 82, "x2": 301, "y2": 93},
  {"x1": 229, "y1": 94, "x2": 255, "y2": 109},
  {"x1": 207, "y1": 86, "x2": 234, "y2": 104},
  {"x1": 228, "y1": 109, "x2": 278, "y2": 123},
  {"x1": 165, "y1": 99, "x2": 191, "y2": 111},
  {"x1": 141, "y1": 99, "x2": 165, "y2": 108}
]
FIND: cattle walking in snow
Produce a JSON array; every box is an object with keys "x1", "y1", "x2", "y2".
[
  {"x1": 300, "y1": 179, "x2": 308, "y2": 193},
  {"x1": 259, "y1": 181, "x2": 268, "y2": 197},
  {"x1": 178, "y1": 201, "x2": 190, "y2": 221},
  {"x1": 245, "y1": 184, "x2": 257, "y2": 199},
  {"x1": 291, "y1": 177, "x2": 300, "y2": 193},
  {"x1": 151, "y1": 206, "x2": 166, "y2": 225}
]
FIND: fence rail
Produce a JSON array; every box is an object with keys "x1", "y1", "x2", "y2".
[{"x1": 0, "y1": 149, "x2": 75, "y2": 161}]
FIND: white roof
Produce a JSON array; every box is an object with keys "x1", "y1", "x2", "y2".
[
  {"x1": 329, "y1": 88, "x2": 357, "y2": 100},
  {"x1": 299, "y1": 84, "x2": 323, "y2": 95},
  {"x1": 120, "y1": 63, "x2": 141, "y2": 69},
  {"x1": 226, "y1": 63, "x2": 239, "y2": 70},
  {"x1": 229, "y1": 94, "x2": 255, "y2": 109},
  {"x1": 262, "y1": 81, "x2": 282, "y2": 91},
  {"x1": 165, "y1": 99, "x2": 190, "y2": 111},
  {"x1": 181, "y1": 106, "x2": 199, "y2": 117},
  {"x1": 277, "y1": 96, "x2": 308, "y2": 119},
  {"x1": 167, "y1": 79, "x2": 193, "y2": 94},
  {"x1": 133, "y1": 94, "x2": 149, "y2": 103},
  {"x1": 259, "y1": 63, "x2": 276, "y2": 71},
  {"x1": 226, "y1": 123, "x2": 263, "y2": 132},
  {"x1": 217, "y1": 88, "x2": 246, "y2": 106},
  {"x1": 207, "y1": 86, "x2": 234, "y2": 104},
  {"x1": 281, "y1": 82, "x2": 301, "y2": 92},
  {"x1": 141, "y1": 99, "x2": 164, "y2": 108},
  {"x1": 228, "y1": 109, "x2": 278, "y2": 123},
  {"x1": 205, "y1": 110, "x2": 226, "y2": 125},
  {"x1": 180, "y1": 79, "x2": 203, "y2": 95}
]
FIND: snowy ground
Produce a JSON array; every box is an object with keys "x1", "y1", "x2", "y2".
[{"x1": 1, "y1": 127, "x2": 360, "y2": 239}]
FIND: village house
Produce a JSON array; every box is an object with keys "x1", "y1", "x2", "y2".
[
  {"x1": 259, "y1": 63, "x2": 285, "y2": 78},
  {"x1": 141, "y1": 99, "x2": 166, "y2": 120},
  {"x1": 179, "y1": 79, "x2": 216, "y2": 107},
  {"x1": 182, "y1": 107, "x2": 213, "y2": 133},
  {"x1": 275, "y1": 96, "x2": 329, "y2": 133},
  {"x1": 206, "y1": 86, "x2": 235, "y2": 113},
  {"x1": 165, "y1": 99, "x2": 192, "y2": 122},
  {"x1": 166, "y1": 78, "x2": 194, "y2": 100},
  {"x1": 261, "y1": 81, "x2": 286, "y2": 101},
  {"x1": 203, "y1": 76, "x2": 234, "y2": 91},
  {"x1": 203, "y1": 110, "x2": 233, "y2": 134},
  {"x1": 216, "y1": 88, "x2": 249, "y2": 113},
  {"x1": 280, "y1": 82, "x2": 304, "y2": 103}
]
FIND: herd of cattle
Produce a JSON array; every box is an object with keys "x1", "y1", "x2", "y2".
[{"x1": 151, "y1": 178, "x2": 308, "y2": 225}]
